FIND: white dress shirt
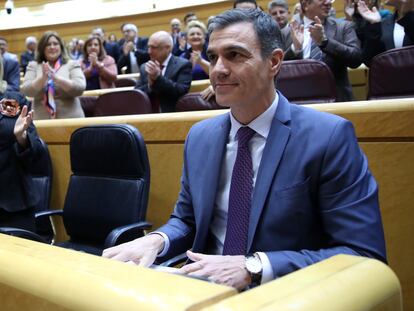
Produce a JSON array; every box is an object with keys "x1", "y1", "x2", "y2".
[
  {"x1": 393, "y1": 22, "x2": 405, "y2": 49},
  {"x1": 292, "y1": 16, "x2": 316, "y2": 59}
]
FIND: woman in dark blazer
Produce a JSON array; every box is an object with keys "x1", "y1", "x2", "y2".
[{"x1": 0, "y1": 91, "x2": 42, "y2": 231}]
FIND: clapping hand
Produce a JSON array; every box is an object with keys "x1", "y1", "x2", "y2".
[
  {"x1": 344, "y1": 0, "x2": 356, "y2": 20},
  {"x1": 145, "y1": 60, "x2": 162, "y2": 85},
  {"x1": 13, "y1": 105, "x2": 33, "y2": 148},
  {"x1": 309, "y1": 16, "x2": 326, "y2": 45},
  {"x1": 357, "y1": 0, "x2": 381, "y2": 23},
  {"x1": 88, "y1": 52, "x2": 98, "y2": 67},
  {"x1": 290, "y1": 20, "x2": 305, "y2": 51},
  {"x1": 190, "y1": 51, "x2": 202, "y2": 64}
]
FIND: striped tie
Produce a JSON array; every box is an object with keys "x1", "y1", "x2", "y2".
[{"x1": 310, "y1": 40, "x2": 322, "y2": 61}]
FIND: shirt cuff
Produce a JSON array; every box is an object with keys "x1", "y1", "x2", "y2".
[
  {"x1": 256, "y1": 252, "x2": 274, "y2": 284},
  {"x1": 148, "y1": 231, "x2": 170, "y2": 257}
]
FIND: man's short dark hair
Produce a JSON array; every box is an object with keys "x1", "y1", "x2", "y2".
[
  {"x1": 233, "y1": 0, "x2": 258, "y2": 8},
  {"x1": 268, "y1": 0, "x2": 289, "y2": 11},
  {"x1": 184, "y1": 12, "x2": 197, "y2": 23},
  {"x1": 208, "y1": 9, "x2": 282, "y2": 59}
]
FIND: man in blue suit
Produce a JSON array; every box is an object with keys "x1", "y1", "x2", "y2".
[{"x1": 103, "y1": 9, "x2": 386, "y2": 290}]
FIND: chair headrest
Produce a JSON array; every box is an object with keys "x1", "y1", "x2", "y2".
[
  {"x1": 368, "y1": 46, "x2": 414, "y2": 99},
  {"x1": 70, "y1": 124, "x2": 149, "y2": 178}
]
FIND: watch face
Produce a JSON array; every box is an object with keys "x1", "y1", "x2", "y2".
[{"x1": 246, "y1": 256, "x2": 262, "y2": 274}]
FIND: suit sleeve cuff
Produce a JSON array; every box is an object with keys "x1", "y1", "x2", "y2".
[
  {"x1": 148, "y1": 231, "x2": 170, "y2": 257},
  {"x1": 256, "y1": 252, "x2": 274, "y2": 284}
]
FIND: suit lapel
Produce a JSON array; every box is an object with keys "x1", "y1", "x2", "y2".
[
  {"x1": 324, "y1": 18, "x2": 336, "y2": 44},
  {"x1": 247, "y1": 93, "x2": 292, "y2": 250},
  {"x1": 164, "y1": 56, "x2": 176, "y2": 79},
  {"x1": 195, "y1": 114, "x2": 230, "y2": 250},
  {"x1": 382, "y1": 15, "x2": 395, "y2": 49}
]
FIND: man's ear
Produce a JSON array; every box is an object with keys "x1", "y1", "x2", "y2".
[{"x1": 269, "y1": 48, "x2": 284, "y2": 78}]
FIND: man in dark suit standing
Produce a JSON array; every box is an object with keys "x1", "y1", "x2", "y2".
[
  {"x1": 104, "y1": 10, "x2": 385, "y2": 290},
  {"x1": 117, "y1": 23, "x2": 150, "y2": 74},
  {"x1": 135, "y1": 31, "x2": 192, "y2": 112},
  {"x1": 20, "y1": 36, "x2": 37, "y2": 74},
  {"x1": 284, "y1": 0, "x2": 362, "y2": 101}
]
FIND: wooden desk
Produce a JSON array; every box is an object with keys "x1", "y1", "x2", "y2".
[
  {"x1": 203, "y1": 255, "x2": 402, "y2": 311},
  {"x1": 0, "y1": 234, "x2": 236, "y2": 311},
  {"x1": 34, "y1": 97, "x2": 414, "y2": 310}
]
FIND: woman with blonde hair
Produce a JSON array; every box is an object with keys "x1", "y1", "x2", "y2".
[
  {"x1": 180, "y1": 20, "x2": 210, "y2": 80},
  {"x1": 21, "y1": 31, "x2": 86, "y2": 119}
]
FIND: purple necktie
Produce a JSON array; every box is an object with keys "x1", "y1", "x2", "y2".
[{"x1": 223, "y1": 126, "x2": 256, "y2": 255}]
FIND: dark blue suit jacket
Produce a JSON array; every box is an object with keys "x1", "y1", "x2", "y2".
[
  {"x1": 117, "y1": 37, "x2": 150, "y2": 73},
  {"x1": 2, "y1": 54, "x2": 20, "y2": 92},
  {"x1": 157, "y1": 93, "x2": 386, "y2": 278}
]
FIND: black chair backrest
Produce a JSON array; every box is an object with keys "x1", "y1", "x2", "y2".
[
  {"x1": 176, "y1": 92, "x2": 226, "y2": 112},
  {"x1": 114, "y1": 78, "x2": 137, "y2": 88},
  {"x1": 94, "y1": 90, "x2": 152, "y2": 116},
  {"x1": 63, "y1": 125, "x2": 150, "y2": 243},
  {"x1": 28, "y1": 138, "x2": 52, "y2": 212},
  {"x1": 276, "y1": 59, "x2": 336, "y2": 105},
  {"x1": 80, "y1": 96, "x2": 98, "y2": 117},
  {"x1": 368, "y1": 46, "x2": 414, "y2": 100}
]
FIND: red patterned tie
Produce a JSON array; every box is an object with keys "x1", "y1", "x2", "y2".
[{"x1": 223, "y1": 126, "x2": 256, "y2": 255}]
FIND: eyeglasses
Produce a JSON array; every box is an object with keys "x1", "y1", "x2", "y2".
[{"x1": 0, "y1": 99, "x2": 20, "y2": 117}]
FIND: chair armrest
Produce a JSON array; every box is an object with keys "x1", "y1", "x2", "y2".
[
  {"x1": 35, "y1": 210, "x2": 63, "y2": 219},
  {"x1": 158, "y1": 252, "x2": 188, "y2": 267},
  {"x1": 0, "y1": 227, "x2": 47, "y2": 243},
  {"x1": 104, "y1": 221, "x2": 152, "y2": 249}
]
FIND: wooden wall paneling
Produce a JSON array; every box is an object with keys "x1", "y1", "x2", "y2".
[{"x1": 2, "y1": 0, "x2": 346, "y2": 56}]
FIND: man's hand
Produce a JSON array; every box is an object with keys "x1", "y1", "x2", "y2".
[
  {"x1": 357, "y1": 1, "x2": 381, "y2": 23},
  {"x1": 102, "y1": 234, "x2": 165, "y2": 267},
  {"x1": 14, "y1": 105, "x2": 33, "y2": 148},
  {"x1": 180, "y1": 250, "x2": 251, "y2": 290},
  {"x1": 309, "y1": 16, "x2": 326, "y2": 45},
  {"x1": 123, "y1": 41, "x2": 135, "y2": 55},
  {"x1": 290, "y1": 20, "x2": 304, "y2": 51},
  {"x1": 145, "y1": 60, "x2": 162, "y2": 86}
]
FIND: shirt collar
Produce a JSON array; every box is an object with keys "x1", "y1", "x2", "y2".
[
  {"x1": 304, "y1": 16, "x2": 315, "y2": 28},
  {"x1": 162, "y1": 53, "x2": 172, "y2": 68},
  {"x1": 229, "y1": 92, "x2": 279, "y2": 141}
]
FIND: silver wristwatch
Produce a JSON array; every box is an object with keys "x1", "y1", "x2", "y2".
[{"x1": 245, "y1": 253, "x2": 263, "y2": 285}]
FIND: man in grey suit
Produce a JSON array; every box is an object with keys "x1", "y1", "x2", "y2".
[
  {"x1": 284, "y1": 0, "x2": 362, "y2": 101},
  {"x1": 0, "y1": 37, "x2": 20, "y2": 92},
  {"x1": 135, "y1": 31, "x2": 192, "y2": 112},
  {"x1": 104, "y1": 9, "x2": 385, "y2": 290},
  {"x1": 268, "y1": 0, "x2": 292, "y2": 51}
]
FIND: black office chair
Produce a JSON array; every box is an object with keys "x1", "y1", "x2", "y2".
[
  {"x1": 37, "y1": 124, "x2": 152, "y2": 255},
  {"x1": 0, "y1": 138, "x2": 53, "y2": 243}
]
